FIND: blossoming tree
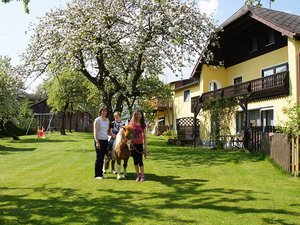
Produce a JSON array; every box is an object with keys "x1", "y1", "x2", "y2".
[{"x1": 21, "y1": 0, "x2": 219, "y2": 113}]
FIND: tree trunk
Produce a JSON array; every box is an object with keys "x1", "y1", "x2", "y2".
[
  {"x1": 68, "y1": 112, "x2": 73, "y2": 133},
  {"x1": 75, "y1": 112, "x2": 79, "y2": 132},
  {"x1": 60, "y1": 111, "x2": 66, "y2": 135}
]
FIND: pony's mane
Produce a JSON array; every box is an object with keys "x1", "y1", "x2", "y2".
[{"x1": 113, "y1": 127, "x2": 124, "y2": 150}]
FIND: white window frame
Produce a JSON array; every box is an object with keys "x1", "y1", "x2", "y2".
[
  {"x1": 261, "y1": 62, "x2": 288, "y2": 77},
  {"x1": 233, "y1": 75, "x2": 243, "y2": 85},
  {"x1": 208, "y1": 80, "x2": 221, "y2": 91},
  {"x1": 183, "y1": 90, "x2": 190, "y2": 102}
]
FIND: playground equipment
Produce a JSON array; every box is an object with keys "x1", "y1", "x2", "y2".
[{"x1": 26, "y1": 113, "x2": 54, "y2": 136}]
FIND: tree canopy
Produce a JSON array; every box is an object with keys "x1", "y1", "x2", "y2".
[
  {"x1": 1, "y1": 0, "x2": 30, "y2": 13},
  {"x1": 22, "y1": 0, "x2": 219, "y2": 113},
  {"x1": 244, "y1": 0, "x2": 275, "y2": 7}
]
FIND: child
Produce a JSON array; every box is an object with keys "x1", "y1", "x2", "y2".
[
  {"x1": 129, "y1": 109, "x2": 148, "y2": 182},
  {"x1": 37, "y1": 126, "x2": 45, "y2": 139},
  {"x1": 107, "y1": 111, "x2": 125, "y2": 161}
]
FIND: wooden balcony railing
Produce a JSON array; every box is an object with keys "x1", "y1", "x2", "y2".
[
  {"x1": 191, "y1": 71, "x2": 289, "y2": 112},
  {"x1": 151, "y1": 99, "x2": 173, "y2": 111}
]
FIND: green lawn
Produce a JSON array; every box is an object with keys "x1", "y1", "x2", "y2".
[{"x1": 0, "y1": 132, "x2": 299, "y2": 225}]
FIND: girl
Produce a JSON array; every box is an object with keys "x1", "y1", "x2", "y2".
[
  {"x1": 129, "y1": 109, "x2": 148, "y2": 182},
  {"x1": 93, "y1": 105, "x2": 110, "y2": 179}
]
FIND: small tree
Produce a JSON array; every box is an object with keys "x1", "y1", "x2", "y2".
[
  {"x1": 0, "y1": 56, "x2": 24, "y2": 139},
  {"x1": 45, "y1": 69, "x2": 100, "y2": 135},
  {"x1": 279, "y1": 102, "x2": 300, "y2": 137}
]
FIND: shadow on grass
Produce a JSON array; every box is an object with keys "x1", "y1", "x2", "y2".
[
  {"x1": 0, "y1": 180, "x2": 298, "y2": 225},
  {"x1": 149, "y1": 144, "x2": 263, "y2": 167},
  {"x1": 0, "y1": 186, "x2": 195, "y2": 224},
  {"x1": 0, "y1": 146, "x2": 36, "y2": 154},
  {"x1": 10, "y1": 139, "x2": 78, "y2": 144},
  {"x1": 112, "y1": 172, "x2": 209, "y2": 188}
]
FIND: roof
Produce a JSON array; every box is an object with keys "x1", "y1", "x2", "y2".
[
  {"x1": 190, "y1": 5, "x2": 300, "y2": 79},
  {"x1": 170, "y1": 78, "x2": 199, "y2": 91},
  {"x1": 30, "y1": 98, "x2": 47, "y2": 108},
  {"x1": 221, "y1": 5, "x2": 300, "y2": 38}
]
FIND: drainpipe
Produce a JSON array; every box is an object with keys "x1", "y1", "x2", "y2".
[
  {"x1": 298, "y1": 50, "x2": 300, "y2": 105},
  {"x1": 296, "y1": 50, "x2": 300, "y2": 175},
  {"x1": 296, "y1": 51, "x2": 300, "y2": 105}
]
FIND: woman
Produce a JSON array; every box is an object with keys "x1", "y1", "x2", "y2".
[
  {"x1": 93, "y1": 105, "x2": 110, "y2": 179},
  {"x1": 129, "y1": 109, "x2": 148, "y2": 182}
]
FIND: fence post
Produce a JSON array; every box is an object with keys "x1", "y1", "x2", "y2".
[
  {"x1": 292, "y1": 137, "x2": 295, "y2": 175},
  {"x1": 296, "y1": 135, "x2": 299, "y2": 176}
]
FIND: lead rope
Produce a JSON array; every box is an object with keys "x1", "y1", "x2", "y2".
[{"x1": 131, "y1": 145, "x2": 144, "y2": 154}]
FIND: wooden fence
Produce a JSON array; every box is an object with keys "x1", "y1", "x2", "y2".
[
  {"x1": 247, "y1": 126, "x2": 299, "y2": 175},
  {"x1": 261, "y1": 132, "x2": 291, "y2": 173}
]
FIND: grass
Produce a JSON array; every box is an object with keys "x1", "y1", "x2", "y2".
[{"x1": 0, "y1": 132, "x2": 299, "y2": 225}]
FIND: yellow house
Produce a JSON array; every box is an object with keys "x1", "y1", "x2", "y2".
[
  {"x1": 150, "y1": 78, "x2": 198, "y2": 135},
  {"x1": 190, "y1": 5, "x2": 300, "y2": 146},
  {"x1": 171, "y1": 78, "x2": 200, "y2": 127},
  {"x1": 150, "y1": 98, "x2": 173, "y2": 135}
]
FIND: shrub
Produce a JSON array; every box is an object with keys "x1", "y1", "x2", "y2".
[{"x1": 163, "y1": 129, "x2": 177, "y2": 139}]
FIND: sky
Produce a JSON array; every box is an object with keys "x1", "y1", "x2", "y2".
[{"x1": 1, "y1": 0, "x2": 300, "y2": 91}]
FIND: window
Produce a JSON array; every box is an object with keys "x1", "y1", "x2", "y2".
[
  {"x1": 262, "y1": 63, "x2": 288, "y2": 77},
  {"x1": 234, "y1": 76, "x2": 242, "y2": 85},
  {"x1": 249, "y1": 110, "x2": 260, "y2": 126},
  {"x1": 184, "y1": 90, "x2": 190, "y2": 102},
  {"x1": 236, "y1": 108, "x2": 274, "y2": 132},
  {"x1": 266, "y1": 30, "x2": 275, "y2": 46},
  {"x1": 261, "y1": 109, "x2": 274, "y2": 128},
  {"x1": 236, "y1": 110, "x2": 260, "y2": 132},
  {"x1": 250, "y1": 37, "x2": 258, "y2": 52},
  {"x1": 209, "y1": 81, "x2": 218, "y2": 91},
  {"x1": 236, "y1": 112, "x2": 244, "y2": 133}
]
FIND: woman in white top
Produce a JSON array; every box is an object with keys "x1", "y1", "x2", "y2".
[{"x1": 93, "y1": 105, "x2": 110, "y2": 179}]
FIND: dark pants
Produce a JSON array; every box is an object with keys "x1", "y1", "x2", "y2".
[
  {"x1": 131, "y1": 144, "x2": 144, "y2": 166},
  {"x1": 94, "y1": 140, "x2": 108, "y2": 177}
]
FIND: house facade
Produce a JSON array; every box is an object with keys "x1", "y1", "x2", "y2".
[
  {"x1": 171, "y1": 78, "x2": 200, "y2": 128},
  {"x1": 150, "y1": 78, "x2": 198, "y2": 135},
  {"x1": 155, "y1": 5, "x2": 299, "y2": 147},
  {"x1": 189, "y1": 5, "x2": 300, "y2": 145}
]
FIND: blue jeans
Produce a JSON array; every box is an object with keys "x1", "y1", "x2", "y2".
[
  {"x1": 108, "y1": 137, "x2": 115, "y2": 152},
  {"x1": 94, "y1": 140, "x2": 108, "y2": 177}
]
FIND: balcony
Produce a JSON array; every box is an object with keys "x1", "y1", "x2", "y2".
[
  {"x1": 191, "y1": 71, "x2": 289, "y2": 111},
  {"x1": 150, "y1": 99, "x2": 173, "y2": 112}
]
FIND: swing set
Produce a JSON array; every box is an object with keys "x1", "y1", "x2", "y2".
[{"x1": 26, "y1": 113, "x2": 54, "y2": 138}]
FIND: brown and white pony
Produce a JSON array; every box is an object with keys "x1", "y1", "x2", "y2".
[{"x1": 110, "y1": 125, "x2": 135, "y2": 179}]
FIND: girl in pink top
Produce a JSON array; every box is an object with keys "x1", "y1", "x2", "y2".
[{"x1": 129, "y1": 109, "x2": 148, "y2": 182}]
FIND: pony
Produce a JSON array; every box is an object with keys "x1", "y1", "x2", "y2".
[{"x1": 110, "y1": 125, "x2": 135, "y2": 180}]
